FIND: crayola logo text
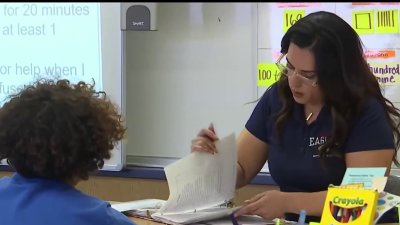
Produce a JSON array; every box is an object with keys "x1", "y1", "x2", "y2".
[{"x1": 332, "y1": 196, "x2": 364, "y2": 206}]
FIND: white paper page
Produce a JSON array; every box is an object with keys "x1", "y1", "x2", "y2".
[
  {"x1": 341, "y1": 167, "x2": 386, "y2": 189},
  {"x1": 159, "y1": 133, "x2": 237, "y2": 214},
  {"x1": 110, "y1": 199, "x2": 166, "y2": 212},
  {"x1": 152, "y1": 207, "x2": 238, "y2": 225}
]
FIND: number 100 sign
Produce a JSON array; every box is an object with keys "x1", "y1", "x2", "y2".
[{"x1": 257, "y1": 63, "x2": 281, "y2": 87}]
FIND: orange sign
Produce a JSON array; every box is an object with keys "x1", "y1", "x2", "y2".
[{"x1": 364, "y1": 50, "x2": 396, "y2": 59}]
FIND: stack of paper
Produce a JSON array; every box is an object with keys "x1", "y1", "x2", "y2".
[
  {"x1": 111, "y1": 199, "x2": 166, "y2": 218},
  {"x1": 112, "y1": 133, "x2": 238, "y2": 225}
]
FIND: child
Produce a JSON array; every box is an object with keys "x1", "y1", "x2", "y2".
[{"x1": 0, "y1": 79, "x2": 135, "y2": 225}]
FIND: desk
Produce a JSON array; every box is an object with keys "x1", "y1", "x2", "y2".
[
  {"x1": 130, "y1": 217, "x2": 163, "y2": 225},
  {"x1": 0, "y1": 170, "x2": 277, "y2": 205},
  {"x1": 129, "y1": 217, "x2": 398, "y2": 225}
]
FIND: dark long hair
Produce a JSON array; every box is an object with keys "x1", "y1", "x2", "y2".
[{"x1": 275, "y1": 11, "x2": 400, "y2": 165}]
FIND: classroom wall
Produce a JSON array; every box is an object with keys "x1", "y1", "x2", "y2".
[
  {"x1": 124, "y1": 3, "x2": 258, "y2": 160},
  {"x1": 123, "y1": 2, "x2": 400, "y2": 173}
]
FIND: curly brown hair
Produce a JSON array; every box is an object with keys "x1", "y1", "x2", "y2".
[{"x1": 0, "y1": 79, "x2": 126, "y2": 181}]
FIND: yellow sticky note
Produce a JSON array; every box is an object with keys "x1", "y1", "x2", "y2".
[
  {"x1": 257, "y1": 63, "x2": 280, "y2": 87},
  {"x1": 368, "y1": 62, "x2": 400, "y2": 86},
  {"x1": 376, "y1": 9, "x2": 399, "y2": 34},
  {"x1": 283, "y1": 10, "x2": 305, "y2": 33},
  {"x1": 352, "y1": 10, "x2": 374, "y2": 34}
]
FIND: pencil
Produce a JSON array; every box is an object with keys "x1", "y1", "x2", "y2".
[{"x1": 306, "y1": 113, "x2": 313, "y2": 121}]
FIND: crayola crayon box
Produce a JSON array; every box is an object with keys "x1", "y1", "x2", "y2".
[{"x1": 320, "y1": 187, "x2": 378, "y2": 225}]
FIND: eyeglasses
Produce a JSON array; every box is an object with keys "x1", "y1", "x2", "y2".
[{"x1": 275, "y1": 54, "x2": 318, "y2": 86}]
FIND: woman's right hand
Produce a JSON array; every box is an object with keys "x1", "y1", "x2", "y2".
[{"x1": 191, "y1": 123, "x2": 219, "y2": 154}]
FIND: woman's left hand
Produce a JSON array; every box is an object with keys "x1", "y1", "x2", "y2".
[{"x1": 234, "y1": 190, "x2": 287, "y2": 220}]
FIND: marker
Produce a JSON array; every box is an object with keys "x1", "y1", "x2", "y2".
[
  {"x1": 298, "y1": 210, "x2": 307, "y2": 225},
  {"x1": 230, "y1": 213, "x2": 239, "y2": 225}
]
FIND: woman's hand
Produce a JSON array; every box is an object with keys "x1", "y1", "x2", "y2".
[
  {"x1": 191, "y1": 123, "x2": 219, "y2": 154},
  {"x1": 234, "y1": 190, "x2": 287, "y2": 220}
]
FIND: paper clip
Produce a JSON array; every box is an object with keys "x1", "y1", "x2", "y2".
[
  {"x1": 220, "y1": 200, "x2": 235, "y2": 208},
  {"x1": 146, "y1": 210, "x2": 151, "y2": 218}
]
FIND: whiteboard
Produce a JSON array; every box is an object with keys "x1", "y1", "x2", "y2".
[
  {"x1": 124, "y1": 3, "x2": 258, "y2": 159},
  {"x1": 100, "y1": 3, "x2": 124, "y2": 171},
  {"x1": 257, "y1": 3, "x2": 400, "y2": 100},
  {"x1": 0, "y1": 3, "x2": 124, "y2": 171}
]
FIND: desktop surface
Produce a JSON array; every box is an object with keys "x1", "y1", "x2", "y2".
[{"x1": 129, "y1": 216, "x2": 398, "y2": 225}]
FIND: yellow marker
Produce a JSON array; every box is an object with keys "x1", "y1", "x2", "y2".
[
  {"x1": 257, "y1": 63, "x2": 280, "y2": 87},
  {"x1": 376, "y1": 9, "x2": 398, "y2": 34},
  {"x1": 309, "y1": 222, "x2": 320, "y2": 225},
  {"x1": 352, "y1": 10, "x2": 374, "y2": 34},
  {"x1": 283, "y1": 10, "x2": 305, "y2": 33}
]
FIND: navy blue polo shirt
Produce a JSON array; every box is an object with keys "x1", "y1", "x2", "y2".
[{"x1": 245, "y1": 83, "x2": 395, "y2": 222}]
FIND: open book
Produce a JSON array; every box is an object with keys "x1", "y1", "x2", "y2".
[{"x1": 112, "y1": 133, "x2": 238, "y2": 224}]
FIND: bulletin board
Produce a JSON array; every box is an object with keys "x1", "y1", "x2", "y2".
[
  {"x1": 257, "y1": 2, "x2": 400, "y2": 107},
  {"x1": 256, "y1": 3, "x2": 400, "y2": 171}
]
